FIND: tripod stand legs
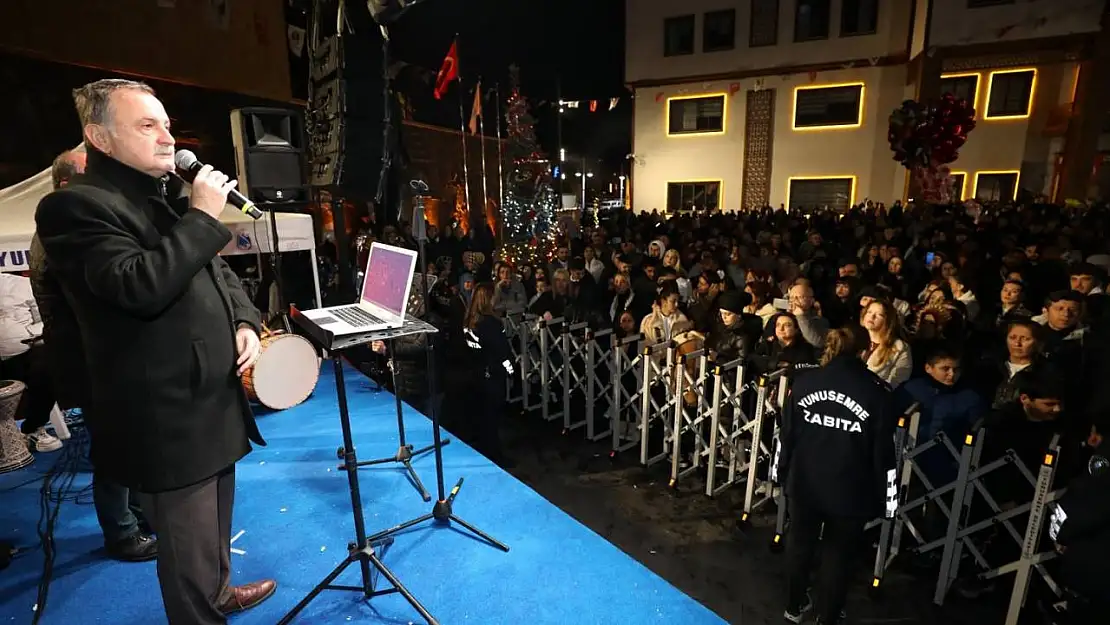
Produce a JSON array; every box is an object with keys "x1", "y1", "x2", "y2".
[
  {"x1": 276, "y1": 539, "x2": 438, "y2": 625},
  {"x1": 353, "y1": 443, "x2": 443, "y2": 502},
  {"x1": 353, "y1": 351, "x2": 451, "y2": 502},
  {"x1": 280, "y1": 355, "x2": 439, "y2": 625},
  {"x1": 367, "y1": 477, "x2": 510, "y2": 553}
]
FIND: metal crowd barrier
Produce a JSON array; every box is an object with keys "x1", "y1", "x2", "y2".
[
  {"x1": 608, "y1": 334, "x2": 644, "y2": 456},
  {"x1": 865, "y1": 417, "x2": 1067, "y2": 618},
  {"x1": 669, "y1": 345, "x2": 714, "y2": 488},
  {"x1": 705, "y1": 358, "x2": 755, "y2": 497},
  {"x1": 739, "y1": 370, "x2": 788, "y2": 536},
  {"x1": 640, "y1": 341, "x2": 679, "y2": 467},
  {"x1": 502, "y1": 312, "x2": 532, "y2": 407},
  {"x1": 501, "y1": 320, "x2": 1066, "y2": 622},
  {"x1": 530, "y1": 316, "x2": 565, "y2": 423}
]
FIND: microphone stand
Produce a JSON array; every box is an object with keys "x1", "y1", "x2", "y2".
[{"x1": 365, "y1": 181, "x2": 509, "y2": 552}]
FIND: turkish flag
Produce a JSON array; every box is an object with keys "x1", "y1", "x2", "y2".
[{"x1": 434, "y1": 40, "x2": 459, "y2": 100}]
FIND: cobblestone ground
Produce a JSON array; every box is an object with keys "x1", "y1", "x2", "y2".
[{"x1": 493, "y1": 413, "x2": 1029, "y2": 625}]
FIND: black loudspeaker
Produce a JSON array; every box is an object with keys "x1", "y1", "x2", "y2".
[
  {"x1": 230, "y1": 107, "x2": 309, "y2": 203},
  {"x1": 306, "y1": 6, "x2": 402, "y2": 200}
]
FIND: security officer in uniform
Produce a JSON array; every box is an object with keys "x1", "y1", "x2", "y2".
[{"x1": 777, "y1": 325, "x2": 897, "y2": 625}]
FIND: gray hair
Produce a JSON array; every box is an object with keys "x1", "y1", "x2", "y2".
[
  {"x1": 50, "y1": 152, "x2": 81, "y2": 190},
  {"x1": 71, "y1": 79, "x2": 155, "y2": 128}
]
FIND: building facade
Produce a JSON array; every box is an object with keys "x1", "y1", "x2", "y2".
[{"x1": 627, "y1": 0, "x2": 1109, "y2": 212}]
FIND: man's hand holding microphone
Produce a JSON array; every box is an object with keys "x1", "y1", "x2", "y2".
[{"x1": 189, "y1": 164, "x2": 239, "y2": 220}]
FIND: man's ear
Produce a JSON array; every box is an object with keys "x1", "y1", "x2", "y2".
[{"x1": 83, "y1": 124, "x2": 109, "y2": 154}]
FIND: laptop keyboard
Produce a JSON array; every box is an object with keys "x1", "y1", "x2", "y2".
[{"x1": 331, "y1": 306, "x2": 385, "y2": 328}]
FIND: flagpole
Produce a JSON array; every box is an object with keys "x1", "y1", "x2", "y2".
[
  {"x1": 494, "y1": 83, "x2": 505, "y2": 222},
  {"x1": 476, "y1": 80, "x2": 490, "y2": 239},
  {"x1": 452, "y1": 36, "x2": 470, "y2": 229}
]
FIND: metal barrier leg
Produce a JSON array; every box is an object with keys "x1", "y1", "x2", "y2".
[{"x1": 934, "y1": 433, "x2": 978, "y2": 605}]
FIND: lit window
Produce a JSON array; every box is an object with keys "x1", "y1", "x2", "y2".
[
  {"x1": 667, "y1": 181, "x2": 721, "y2": 212},
  {"x1": 789, "y1": 178, "x2": 854, "y2": 211},
  {"x1": 975, "y1": 172, "x2": 1019, "y2": 201},
  {"x1": 986, "y1": 70, "x2": 1035, "y2": 119},
  {"x1": 793, "y1": 84, "x2": 863, "y2": 129},
  {"x1": 948, "y1": 173, "x2": 967, "y2": 200},
  {"x1": 668, "y1": 95, "x2": 726, "y2": 135},
  {"x1": 939, "y1": 74, "x2": 979, "y2": 105}
]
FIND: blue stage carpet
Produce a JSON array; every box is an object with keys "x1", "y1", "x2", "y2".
[{"x1": 1, "y1": 364, "x2": 726, "y2": 625}]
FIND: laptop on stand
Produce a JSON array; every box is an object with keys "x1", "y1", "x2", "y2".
[{"x1": 300, "y1": 242, "x2": 418, "y2": 335}]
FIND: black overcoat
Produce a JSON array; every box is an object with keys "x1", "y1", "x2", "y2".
[{"x1": 34, "y1": 148, "x2": 264, "y2": 493}]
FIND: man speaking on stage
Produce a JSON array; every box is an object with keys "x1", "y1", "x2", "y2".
[{"x1": 34, "y1": 79, "x2": 276, "y2": 624}]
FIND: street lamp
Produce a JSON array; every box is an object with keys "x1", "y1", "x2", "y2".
[
  {"x1": 574, "y1": 172, "x2": 593, "y2": 208},
  {"x1": 618, "y1": 175, "x2": 626, "y2": 208}
]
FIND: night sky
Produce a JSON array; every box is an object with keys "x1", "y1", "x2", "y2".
[
  {"x1": 387, "y1": 0, "x2": 631, "y2": 175},
  {"x1": 0, "y1": 0, "x2": 630, "y2": 187}
]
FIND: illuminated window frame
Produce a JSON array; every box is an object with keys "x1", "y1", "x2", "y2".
[
  {"x1": 984, "y1": 68, "x2": 1037, "y2": 121},
  {"x1": 948, "y1": 171, "x2": 969, "y2": 201},
  {"x1": 665, "y1": 179, "x2": 724, "y2": 212},
  {"x1": 786, "y1": 175, "x2": 857, "y2": 210},
  {"x1": 666, "y1": 93, "x2": 729, "y2": 137},
  {"x1": 792, "y1": 82, "x2": 865, "y2": 132},
  {"x1": 973, "y1": 170, "x2": 1020, "y2": 201},
  {"x1": 939, "y1": 72, "x2": 981, "y2": 113}
]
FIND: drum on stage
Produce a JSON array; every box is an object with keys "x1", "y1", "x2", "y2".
[
  {"x1": 242, "y1": 332, "x2": 321, "y2": 410},
  {"x1": 672, "y1": 330, "x2": 705, "y2": 407},
  {"x1": 0, "y1": 380, "x2": 32, "y2": 474}
]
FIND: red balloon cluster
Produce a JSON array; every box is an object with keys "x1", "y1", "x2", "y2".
[
  {"x1": 929, "y1": 93, "x2": 976, "y2": 165},
  {"x1": 887, "y1": 93, "x2": 977, "y2": 170}
]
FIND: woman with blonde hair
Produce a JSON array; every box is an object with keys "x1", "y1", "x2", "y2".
[{"x1": 861, "y1": 299, "x2": 912, "y2": 386}]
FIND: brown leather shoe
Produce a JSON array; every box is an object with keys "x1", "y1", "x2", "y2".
[{"x1": 217, "y1": 579, "x2": 276, "y2": 615}]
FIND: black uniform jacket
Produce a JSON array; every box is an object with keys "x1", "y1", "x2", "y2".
[
  {"x1": 778, "y1": 354, "x2": 897, "y2": 519},
  {"x1": 34, "y1": 148, "x2": 263, "y2": 493}
]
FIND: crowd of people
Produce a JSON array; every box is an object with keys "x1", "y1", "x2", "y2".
[
  {"x1": 365, "y1": 199, "x2": 1110, "y2": 624},
  {"x1": 3, "y1": 79, "x2": 1108, "y2": 624}
]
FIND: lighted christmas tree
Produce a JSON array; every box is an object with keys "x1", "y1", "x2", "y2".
[{"x1": 500, "y1": 65, "x2": 558, "y2": 267}]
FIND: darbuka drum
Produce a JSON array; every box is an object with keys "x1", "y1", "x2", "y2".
[
  {"x1": 242, "y1": 333, "x2": 320, "y2": 410},
  {"x1": 0, "y1": 380, "x2": 32, "y2": 474},
  {"x1": 672, "y1": 331, "x2": 705, "y2": 407}
]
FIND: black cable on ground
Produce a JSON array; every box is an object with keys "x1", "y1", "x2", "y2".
[{"x1": 26, "y1": 423, "x2": 90, "y2": 625}]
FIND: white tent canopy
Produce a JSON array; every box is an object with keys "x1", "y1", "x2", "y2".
[{"x1": 0, "y1": 159, "x2": 317, "y2": 273}]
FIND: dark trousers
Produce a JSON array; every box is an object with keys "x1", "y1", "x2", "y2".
[
  {"x1": 785, "y1": 495, "x2": 867, "y2": 622},
  {"x1": 1, "y1": 346, "x2": 56, "y2": 434},
  {"x1": 136, "y1": 465, "x2": 235, "y2": 625},
  {"x1": 93, "y1": 470, "x2": 143, "y2": 544},
  {"x1": 474, "y1": 376, "x2": 505, "y2": 458}
]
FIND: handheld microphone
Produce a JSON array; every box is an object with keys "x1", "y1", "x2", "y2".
[{"x1": 174, "y1": 150, "x2": 263, "y2": 220}]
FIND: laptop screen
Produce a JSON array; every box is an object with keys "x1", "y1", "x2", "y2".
[{"x1": 360, "y1": 245, "x2": 413, "y2": 316}]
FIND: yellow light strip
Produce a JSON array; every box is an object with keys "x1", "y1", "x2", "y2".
[
  {"x1": 665, "y1": 93, "x2": 729, "y2": 138},
  {"x1": 948, "y1": 171, "x2": 969, "y2": 201},
  {"x1": 786, "y1": 175, "x2": 857, "y2": 210},
  {"x1": 939, "y1": 72, "x2": 982, "y2": 112},
  {"x1": 983, "y1": 68, "x2": 1037, "y2": 121},
  {"x1": 973, "y1": 170, "x2": 1021, "y2": 201},
  {"x1": 665, "y1": 179, "x2": 724, "y2": 212},
  {"x1": 792, "y1": 82, "x2": 866, "y2": 132}
]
